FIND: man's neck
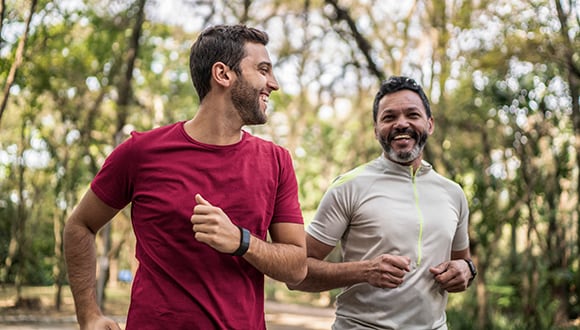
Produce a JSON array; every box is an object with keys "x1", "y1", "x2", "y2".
[
  {"x1": 384, "y1": 153, "x2": 423, "y2": 173},
  {"x1": 184, "y1": 106, "x2": 244, "y2": 146}
]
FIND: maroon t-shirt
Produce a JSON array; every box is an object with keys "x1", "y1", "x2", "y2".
[{"x1": 91, "y1": 122, "x2": 303, "y2": 329}]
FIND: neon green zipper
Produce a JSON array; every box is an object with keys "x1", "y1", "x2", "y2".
[{"x1": 411, "y1": 166, "x2": 424, "y2": 266}]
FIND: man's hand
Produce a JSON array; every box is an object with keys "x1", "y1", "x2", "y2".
[
  {"x1": 366, "y1": 254, "x2": 411, "y2": 289},
  {"x1": 429, "y1": 259, "x2": 471, "y2": 292},
  {"x1": 81, "y1": 316, "x2": 122, "y2": 330},
  {"x1": 191, "y1": 194, "x2": 241, "y2": 254}
]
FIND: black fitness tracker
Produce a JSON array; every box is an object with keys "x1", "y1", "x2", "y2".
[{"x1": 231, "y1": 226, "x2": 250, "y2": 256}]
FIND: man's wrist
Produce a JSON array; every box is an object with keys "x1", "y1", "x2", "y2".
[
  {"x1": 464, "y1": 258, "x2": 477, "y2": 284},
  {"x1": 231, "y1": 226, "x2": 250, "y2": 256}
]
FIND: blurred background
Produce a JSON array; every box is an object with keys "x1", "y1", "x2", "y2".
[{"x1": 1, "y1": 0, "x2": 579, "y2": 329}]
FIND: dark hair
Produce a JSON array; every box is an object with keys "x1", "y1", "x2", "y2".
[
  {"x1": 372, "y1": 76, "x2": 431, "y2": 122},
  {"x1": 189, "y1": 24, "x2": 269, "y2": 101}
]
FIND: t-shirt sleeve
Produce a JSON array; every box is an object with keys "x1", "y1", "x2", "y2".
[
  {"x1": 270, "y1": 148, "x2": 304, "y2": 225},
  {"x1": 452, "y1": 186, "x2": 470, "y2": 251},
  {"x1": 306, "y1": 182, "x2": 352, "y2": 247},
  {"x1": 90, "y1": 136, "x2": 136, "y2": 210}
]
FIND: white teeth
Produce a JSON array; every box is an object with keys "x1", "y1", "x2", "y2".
[{"x1": 394, "y1": 134, "x2": 411, "y2": 140}]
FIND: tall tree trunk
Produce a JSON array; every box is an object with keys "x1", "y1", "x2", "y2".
[
  {"x1": 547, "y1": 195, "x2": 568, "y2": 324},
  {"x1": 240, "y1": 0, "x2": 251, "y2": 23},
  {"x1": 0, "y1": 0, "x2": 6, "y2": 48},
  {"x1": 53, "y1": 212, "x2": 66, "y2": 311},
  {"x1": 0, "y1": 0, "x2": 37, "y2": 125},
  {"x1": 554, "y1": 0, "x2": 580, "y2": 320},
  {"x1": 96, "y1": 0, "x2": 147, "y2": 310},
  {"x1": 2, "y1": 119, "x2": 29, "y2": 300}
]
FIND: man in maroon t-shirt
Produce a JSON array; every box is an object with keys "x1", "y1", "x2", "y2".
[{"x1": 64, "y1": 25, "x2": 307, "y2": 330}]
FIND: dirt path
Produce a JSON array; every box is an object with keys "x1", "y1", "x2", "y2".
[{"x1": 0, "y1": 300, "x2": 335, "y2": 330}]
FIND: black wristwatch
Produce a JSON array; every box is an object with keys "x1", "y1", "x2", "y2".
[
  {"x1": 464, "y1": 259, "x2": 477, "y2": 283},
  {"x1": 231, "y1": 226, "x2": 251, "y2": 256}
]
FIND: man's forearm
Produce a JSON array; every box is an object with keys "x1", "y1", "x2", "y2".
[
  {"x1": 288, "y1": 257, "x2": 367, "y2": 292},
  {"x1": 243, "y1": 236, "x2": 307, "y2": 286},
  {"x1": 63, "y1": 221, "x2": 102, "y2": 324}
]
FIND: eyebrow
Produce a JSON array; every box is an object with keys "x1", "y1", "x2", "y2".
[
  {"x1": 258, "y1": 61, "x2": 273, "y2": 68},
  {"x1": 381, "y1": 106, "x2": 423, "y2": 113}
]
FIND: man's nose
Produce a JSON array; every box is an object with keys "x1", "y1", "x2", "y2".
[
  {"x1": 393, "y1": 116, "x2": 409, "y2": 128},
  {"x1": 268, "y1": 74, "x2": 279, "y2": 91}
]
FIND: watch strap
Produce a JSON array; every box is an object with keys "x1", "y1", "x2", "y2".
[
  {"x1": 231, "y1": 226, "x2": 250, "y2": 256},
  {"x1": 464, "y1": 258, "x2": 477, "y2": 281}
]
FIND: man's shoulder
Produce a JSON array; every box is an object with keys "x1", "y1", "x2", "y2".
[
  {"x1": 243, "y1": 131, "x2": 291, "y2": 155},
  {"x1": 427, "y1": 168, "x2": 467, "y2": 200},
  {"x1": 130, "y1": 122, "x2": 182, "y2": 139},
  {"x1": 429, "y1": 168, "x2": 462, "y2": 188},
  {"x1": 120, "y1": 122, "x2": 184, "y2": 152},
  {"x1": 329, "y1": 160, "x2": 379, "y2": 189}
]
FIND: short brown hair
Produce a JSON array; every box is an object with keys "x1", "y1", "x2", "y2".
[{"x1": 189, "y1": 24, "x2": 269, "y2": 101}]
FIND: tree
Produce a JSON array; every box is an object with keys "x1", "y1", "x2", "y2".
[
  {"x1": 553, "y1": 0, "x2": 580, "y2": 317},
  {"x1": 0, "y1": 0, "x2": 39, "y2": 302},
  {"x1": 95, "y1": 0, "x2": 148, "y2": 310},
  {"x1": 0, "y1": 0, "x2": 37, "y2": 124}
]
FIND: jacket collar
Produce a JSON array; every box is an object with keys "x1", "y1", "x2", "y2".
[{"x1": 378, "y1": 154, "x2": 432, "y2": 177}]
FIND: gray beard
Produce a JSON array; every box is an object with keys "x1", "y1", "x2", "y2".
[
  {"x1": 385, "y1": 143, "x2": 422, "y2": 163},
  {"x1": 379, "y1": 130, "x2": 428, "y2": 164}
]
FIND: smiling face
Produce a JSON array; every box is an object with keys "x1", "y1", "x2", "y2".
[
  {"x1": 374, "y1": 89, "x2": 434, "y2": 168},
  {"x1": 231, "y1": 42, "x2": 279, "y2": 125}
]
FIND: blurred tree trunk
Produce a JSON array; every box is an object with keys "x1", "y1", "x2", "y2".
[
  {"x1": 2, "y1": 119, "x2": 29, "y2": 301},
  {"x1": 554, "y1": 1, "x2": 580, "y2": 318},
  {"x1": 423, "y1": 1, "x2": 489, "y2": 326},
  {"x1": 53, "y1": 212, "x2": 66, "y2": 311},
  {"x1": 0, "y1": 0, "x2": 37, "y2": 125},
  {"x1": 96, "y1": 0, "x2": 147, "y2": 310},
  {"x1": 49, "y1": 61, "x2": 112, "y2": 311},
  {"x1": 0, "y1": 0, "x2": 5, "y2": 47}
]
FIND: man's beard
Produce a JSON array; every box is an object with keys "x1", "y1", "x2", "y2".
[
  {"x1": 231, "y1": 75, "x2": 267, "y2": 125},
  {"x1": 379, "y1": 128, "x2": 429, "y2": 164}
]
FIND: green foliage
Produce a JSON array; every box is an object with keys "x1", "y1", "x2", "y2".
[{"x1": 22, "y1": 219, "x2": 55, "y2": 286}]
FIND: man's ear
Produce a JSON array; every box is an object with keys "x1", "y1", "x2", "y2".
[
  {"x1": 427, "y1": 117, "x2": 435, "y2": 134},
  {"x1": 212, "y1": 62, "x2": 234, "y2": 88}
]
